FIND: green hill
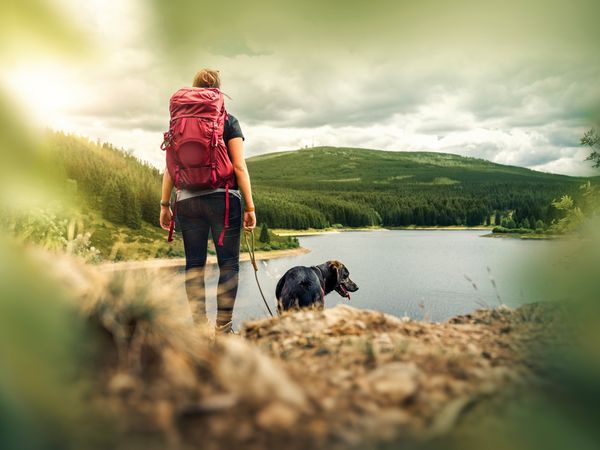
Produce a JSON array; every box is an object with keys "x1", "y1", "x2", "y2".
[
  {"x1": 24, "y1": 131, "x2": 294, "y2": 261},
  {"x1": 247, "y1": 146, "x2": 586, "y2": 228},
  {"x1": 248, "y1": 147, "x2": 575, "y2": 186},
  {"x1": 26, "y1": 135, "x2": 588, "y2": 260},
  {"x1": 39, "y1": 131, "x2": 184, "y2": 261}
]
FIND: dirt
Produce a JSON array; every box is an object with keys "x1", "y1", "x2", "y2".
[
  {"x1": 47, "y1": 253, "x2": 571, "y2": 450},
  {"x1": 239, "y1": 304, "x2": 568, "y2": 448}
]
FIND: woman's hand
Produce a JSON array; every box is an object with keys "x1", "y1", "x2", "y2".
[
  {"x1": 160, "y1": 206, "x2": 173, "y2": 230},
  {"x1": 243, "y1": 211, "x2": 256, "y2": 231}
]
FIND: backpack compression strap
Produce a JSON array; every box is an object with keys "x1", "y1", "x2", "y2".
[{"x1": 215, "y1": 106, "x2": 230, "y2": 247}]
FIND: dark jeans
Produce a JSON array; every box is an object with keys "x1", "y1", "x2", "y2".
[{"x1": 176, "y1": 192, "x2": 242, "y2": 326}]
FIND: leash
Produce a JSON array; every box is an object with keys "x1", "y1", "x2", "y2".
[{"x1": 244, "y1": 230, "x2": 274, "y2": 317}]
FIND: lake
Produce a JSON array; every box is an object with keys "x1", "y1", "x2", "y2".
[{"x1": 183, "y1": 230, "x2": 561, "y2": 327}]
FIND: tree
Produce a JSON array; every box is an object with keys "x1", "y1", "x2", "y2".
[
  {"x1": 582, "y1": 128, "x2": 600, "y2": 168},
  {"x1": 259, "y1": 223, "x2": 270, "y2": 243},
  {"x1": 550, "y1": 195, "x2": 584, "y2": 233},
  {"x1": 101, "y1": 179, "x2": 125, "y2": 225},
  {"x1": 122, "y1": 188, "x2": 142, "y2": 229}
]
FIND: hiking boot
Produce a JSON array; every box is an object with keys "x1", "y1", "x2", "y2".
[{"x1": 215, "y1": 321, "x2": 234, "y2": 335}]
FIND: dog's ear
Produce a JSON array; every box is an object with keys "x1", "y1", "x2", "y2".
[{"x1": 328, "y1": 260, "x2": 343, "y2": 284}]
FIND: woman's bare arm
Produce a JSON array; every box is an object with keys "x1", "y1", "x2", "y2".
[
  {"x1": 228, "y1": 137, "x2": 256, "y2": 230},
  {"x1": 159, "y1": 168, "x2": 174, "y2": 230}
]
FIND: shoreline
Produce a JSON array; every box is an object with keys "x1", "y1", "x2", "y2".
[
  {"x1": 99, "y1": 246, "x2": 310, "y2": 272},
  {"x1": 273, "y1": 226, "x2": 493, "y2": 236},
  {"x1": 99, "y1": 226, "x2": 545, "y2": 271},
  {"x1": 386, "y1": 225, "x2": 492, "y2": 231},
  {"x1": 272, "y1": 227, "x2": 381, "y2": 236},
  {"x1": 482, "y1": 232, "x2": 562, "y2": 240}
]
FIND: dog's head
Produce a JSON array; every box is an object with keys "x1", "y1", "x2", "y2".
[{"x1": 324, "y1": 260, "x2": 358, "y2": 300}]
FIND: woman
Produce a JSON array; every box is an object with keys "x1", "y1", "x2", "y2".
[{"x1": 159, "y1": 68, "x2": 256, "y2": 334}]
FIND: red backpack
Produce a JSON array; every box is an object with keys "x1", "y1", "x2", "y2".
[{"x1": 161, "y1": 87, "x2": 235, "y2": 245}]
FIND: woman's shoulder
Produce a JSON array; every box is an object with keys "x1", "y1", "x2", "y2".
[
  {"x1": 226, "y1": 113, "x2": 240, "y2": 125},
  {"x1": 224, "y1": 113, "x2": 244, "y2": 141}
]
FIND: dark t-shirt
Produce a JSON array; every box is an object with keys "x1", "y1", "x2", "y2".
[{"x1": 224, "y1": 114, "x2": 244, "y2": 143}]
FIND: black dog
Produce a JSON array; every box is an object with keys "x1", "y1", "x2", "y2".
[{"x1": 275, "y1": 260, "x2": 358, "y2": 313}]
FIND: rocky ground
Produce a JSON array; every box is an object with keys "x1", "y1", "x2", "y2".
[
  {"x1": 47, "y1": 255, "x2": 571, "y2": 450},
  {"x1": 238, "y1": 303, "x2": 568, "y2": 449}
]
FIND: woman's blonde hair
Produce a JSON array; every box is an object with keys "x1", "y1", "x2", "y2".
[{"x1": 192, "y1": 68, "x2": 221, "y2": 88}]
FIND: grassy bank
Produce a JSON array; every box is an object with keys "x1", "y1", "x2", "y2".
[
  {"x1": 481, "y1": 225, "x2": 563, "y2": 240},
  {"x1": 92, "y1": 222, "x2": 300, "y2": 262},
  {"x1": 34, "y1": 210, "x2": 301, "y2": 263}
]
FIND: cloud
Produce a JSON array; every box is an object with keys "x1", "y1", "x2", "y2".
[
  {"x1": 5, "y1": 0, "x2": 600, "y2": 177},
  {"x1": 532, "y1": 155, "x2": 598, "y2": 177}
]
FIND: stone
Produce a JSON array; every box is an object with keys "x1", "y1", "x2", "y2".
[
  {"x1": 366, "y1": 362, "x2": 421, "y2": 404},
  {"x1": 256, "y1": 402, "x2": 300, "y2": 429}
]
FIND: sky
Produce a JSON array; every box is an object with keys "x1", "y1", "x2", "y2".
[{"x1": 1, "y1": 0, "x2": 600, "y2": 175}]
